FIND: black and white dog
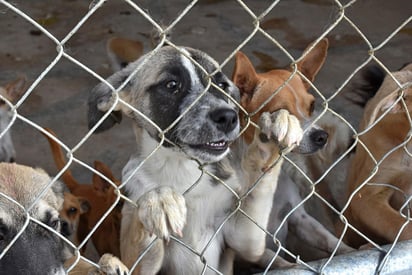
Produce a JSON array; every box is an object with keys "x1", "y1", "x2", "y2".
[{"x1": 88, "y1": 45, "x2": 303, "y2": 274}]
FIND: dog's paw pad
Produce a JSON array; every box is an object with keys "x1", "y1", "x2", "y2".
[
  {"x1": 88, "y1": 254, "x2": 128, "y2": 275},
  {"x1": 259, "y1": 109, "x2": 303, "y2": 148},
  {"x1": 137, "y1": 186, "x2": 187, "y2": 240}
]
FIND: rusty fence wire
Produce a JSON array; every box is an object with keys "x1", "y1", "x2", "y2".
[{"x1": 0, "y1": 0, "x2": 412, "y2": 274}]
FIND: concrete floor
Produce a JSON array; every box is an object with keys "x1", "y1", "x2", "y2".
[
  {"x1": 1, "y1": 0, "x2": 411, "y2": 272},
  {"x1": 1, "y1": 0, "x2": 410, "y2": 181}
]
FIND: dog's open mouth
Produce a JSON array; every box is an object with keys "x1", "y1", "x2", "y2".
[{"x1": 189, "y1": 140, "x2": 229, "y2": 154}]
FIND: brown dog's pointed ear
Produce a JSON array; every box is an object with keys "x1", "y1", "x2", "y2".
[
  {"x1": 4, "y1": 76, "x2": 27, "y2": 102},
  {"x1": 296, "y1": 38, "x2": 329, "y2": 89},
  {"x1": 232, "y1": 51, "x2": 259, "y2": 96},
  {"x1": 92, "y1": 160, "x2": 119, "y2": 196},
  {"x1": 106, "y1": 37, "x2": 144, "y2": 72}
]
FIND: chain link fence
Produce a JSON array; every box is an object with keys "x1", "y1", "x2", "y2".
[{"x1": 1, "y1": 0, "x2": 411, "y2": 274}]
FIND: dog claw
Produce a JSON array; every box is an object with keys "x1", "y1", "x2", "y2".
[{"x1": 175, "y1": 229, "x2": 183, "y2": 238}]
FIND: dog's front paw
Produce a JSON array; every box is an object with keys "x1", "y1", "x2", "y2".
[
  {"x1": 137, "y1": 186, "x2": 186, "y2": 241},
  {"x1": 88, "y1": 254, "x2": 128, "y2": 275},
  {"x1": 259, "y1": 109, "x2": 303, "y2": 148}
]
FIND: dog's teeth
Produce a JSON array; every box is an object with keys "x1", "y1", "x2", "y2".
[{"x1": 206, "y1": 141, "x2": 226, "y2": 147}]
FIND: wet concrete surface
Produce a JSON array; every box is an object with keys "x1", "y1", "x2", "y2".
[{"x1": 0, "y1": 0, "x2": 411, "y2": 270}]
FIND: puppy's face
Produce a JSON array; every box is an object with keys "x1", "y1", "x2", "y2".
[
  {"x1": 233, "y1": 39, "x2": 329, "y2": 154},
  {"x1": 60, "y1": 192, "x2": 90, "y2": 239},
  {"x1": 0, "y1": 163, "x2": 67, "y2": 275},
  {"x1": 89, "y1": 46, "x2": 240, "y2": 163}
]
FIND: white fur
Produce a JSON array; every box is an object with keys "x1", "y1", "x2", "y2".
[
  {"x1": 122, "y1": 130, "x2": 236, "y2": 273},
  {"x1": 180, "y1": 48, "x2": 202, "y2": 89}
]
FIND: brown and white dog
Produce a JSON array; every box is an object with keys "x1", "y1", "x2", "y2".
[
  {"x1": 343, "y1": 63, "x2": 412, "y2": 248},
  {"x1": 43, "y1": 128, "x2": 123, "y2": 258},
  {"x1": 232, "y1": 38, "x2": 352, "y2": 268}
]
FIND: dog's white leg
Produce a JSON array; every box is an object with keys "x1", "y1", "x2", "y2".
[
  {"x1": 226, "y1": 110, "x2": 303, "y2": 264},
  {"x1": 219, "y1": 248, "x2": 236, "y2": 275},
  {"x1": 288, "y1": 208, "x2": 354, "y2": 254},
  {"x1": 120, "y1": 202, "x2": 164, "y2": 275},
  {"x1": 257, "y1": 248, "x2": 296, "y2": 269}
]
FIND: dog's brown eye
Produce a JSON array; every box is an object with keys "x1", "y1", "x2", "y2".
[
  {"x1": 48, "y1": 218, "x2": 60, "y2": 230},
  {"x1": 166, "y1": 80, "x2": 178, "y2": 90},
  {"x1": 217, "y1": 82, "x2": 228, "y2": 90},
  {"x1": 309, "y1": 101, "x2": 315, "y2": 114},
  {"x1": 68, "y1": 207, "x2": 77, "y2": 214}
]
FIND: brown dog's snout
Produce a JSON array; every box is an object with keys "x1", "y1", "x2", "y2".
[
  {"x1": 60, "y1": 219, "x2": 72, "y2": 237},
  {"x1": 310, "y1": 129, "x2": 328, "y2": 147},
  {"x1": 209, "y1": 108, "x2": 238, "y2": 133}
]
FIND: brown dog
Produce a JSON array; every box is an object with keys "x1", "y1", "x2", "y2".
[
  {"x1": 42, "y1": 128, "x2": 122, "y2": 258},
  {"x1": 343, "y1": 63, "x2": 412, "y2": 248},
  {"x1": 60, "y1": 192, "x2": 91, "y2": 245}
]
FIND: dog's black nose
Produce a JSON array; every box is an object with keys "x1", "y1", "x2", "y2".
[
  {"x1": 209, "y1": 108, "x2": 238, "y2": 133},
  {"x1": 60, "y1": 220, "x2": 71, "y2": 237},
  {"x1": 310, "y1": 129, "x2": 328, "y2": 147}
]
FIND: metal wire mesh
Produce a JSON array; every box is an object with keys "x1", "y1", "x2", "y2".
[{"x1": 0, "y1": 0, "x2": 411, "y2": 274}]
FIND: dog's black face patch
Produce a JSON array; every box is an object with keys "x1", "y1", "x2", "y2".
[
  {"x1": 0, "y1": 217, "x2": 66, "y2": 275},
  {"x1": 147, "y1": 64, "x2": 192, "y2": 140}
]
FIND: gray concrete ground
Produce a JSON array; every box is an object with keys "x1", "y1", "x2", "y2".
[{"x1": 1, "y1": 0, "x2": 411, "y2": 273}]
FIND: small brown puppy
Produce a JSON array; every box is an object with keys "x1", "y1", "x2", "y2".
[
  {"x1": 60, "y1": 192, "x2": 90, "y2": 245},
  {"x1": 43, "y1": 128, "x2": 122, "y2": 257},
  {"x1": 344, "y1": 63, "x2": 412, "y2": 248}
]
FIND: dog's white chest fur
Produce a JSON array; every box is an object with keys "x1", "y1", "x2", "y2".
[
  {"x1": 122, "y1": 132, "x2": 235, "y2": 273},
  {"x1": 123, "y1": 132, "x2": 204, "y2": 198}
]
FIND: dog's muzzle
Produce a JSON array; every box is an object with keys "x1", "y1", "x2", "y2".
[
  {"x1": 182, "y1": 107, "x2": 239, "y2": 162},
  {"x1": 310, "y1": 129, "x2": 328, "y2": 148},
  {"x1": 209, "y1": 108, "x2": 238, "y2": 134},
  {"x1": 296, "y1": 127, "x2": 328, "y2": 154}
]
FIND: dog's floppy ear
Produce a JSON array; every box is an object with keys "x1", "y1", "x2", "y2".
[
  {"x1": 106, "y1": 37, "x2": 144, "y2": 72},
  {"x1": 364, "y1": 69, "x2": 412, "y2": 126},
  {"x1": 365, "y1": 89, "x2": 402, "y2": 126},
  {"x1": 296, "y1": 38, "x2": 329, "y2": 89},
  {"x1": 87, "y1": 80, "x2": 123, "y2": 132},
  {"x1": 232, "y1": 51, "x2": 259, "y2": 97},
  {"x1": 78, "y1": 197, "x2": 91, "y2": 214}
]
